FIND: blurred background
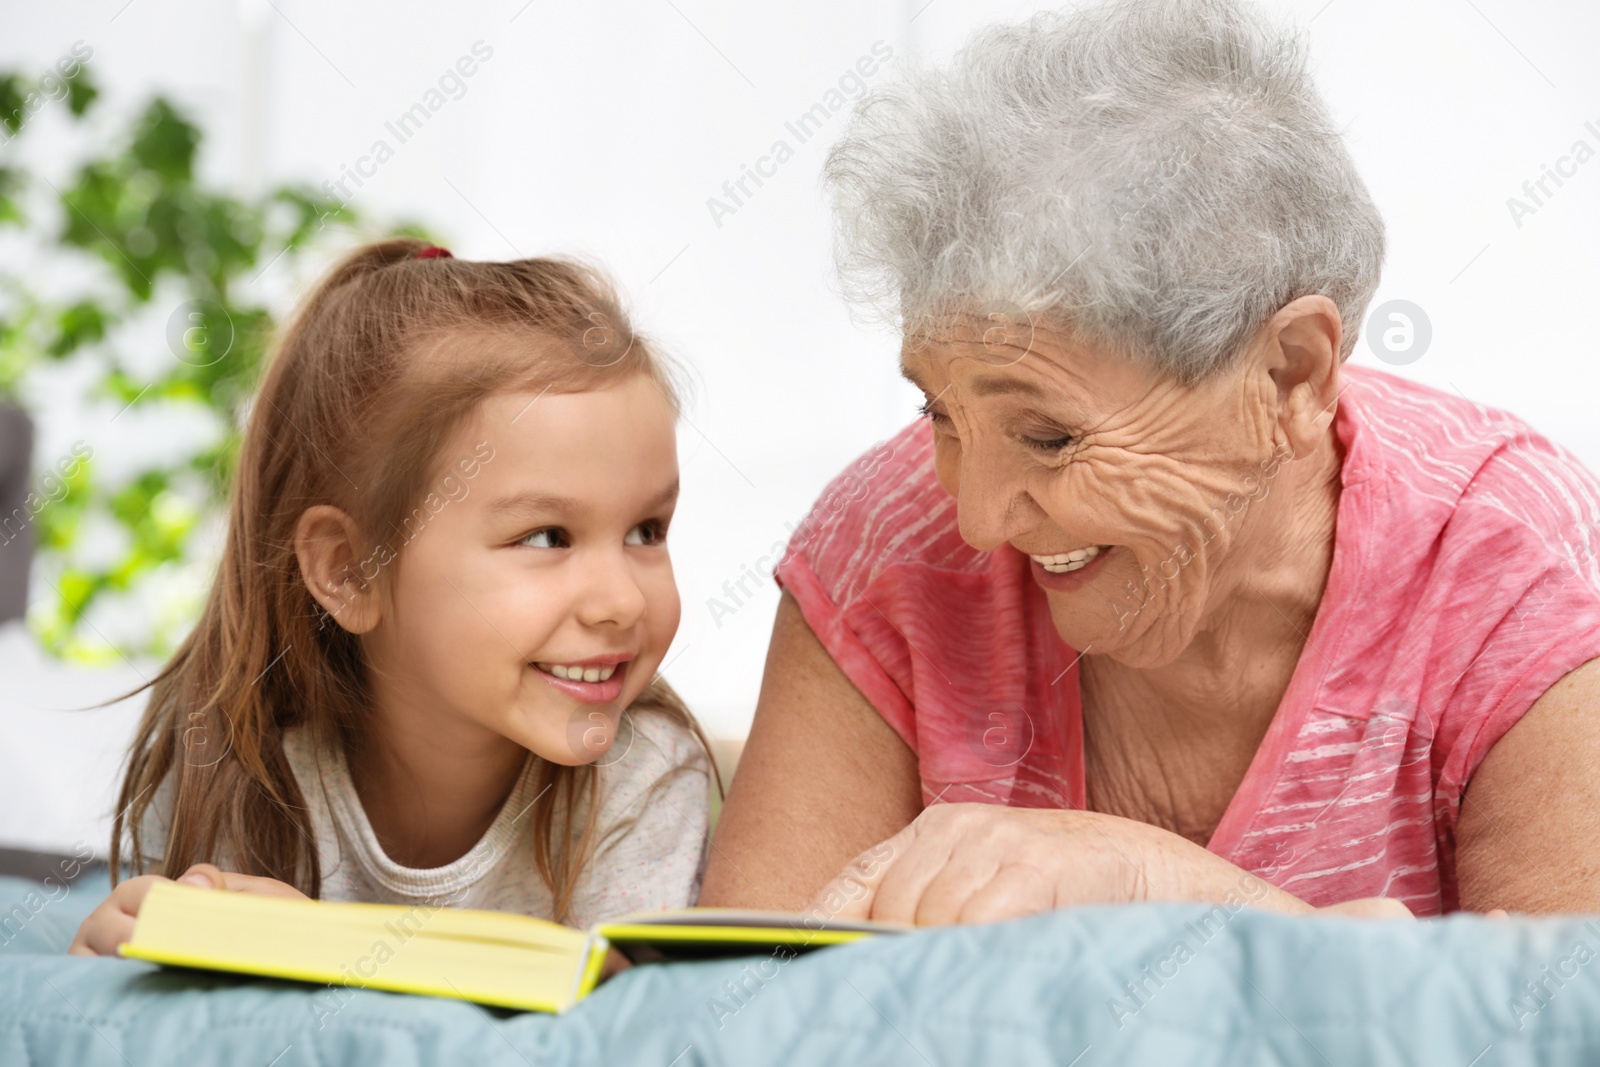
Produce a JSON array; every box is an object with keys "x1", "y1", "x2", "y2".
[{"x1": 1, "y1": 0, "x2": 1596, "y2": 870}]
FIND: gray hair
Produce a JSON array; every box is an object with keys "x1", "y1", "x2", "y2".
[{"x1": 823, "y1": 0, "x2": 1386, "y2": 386}]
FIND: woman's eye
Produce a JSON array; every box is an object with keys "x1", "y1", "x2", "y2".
[
  {"x1": 625, "y1": 520, "x2": 667, "y2": 547},
  {"x1": 917, "y1": 400, "x2": 952, "y2": 427},
  {"x1": 519, "y1": 527, "x2": 570, "y2": 549},
  {"x1": 1022, "y1": 430, "x2": 1075, "y2": 453}
]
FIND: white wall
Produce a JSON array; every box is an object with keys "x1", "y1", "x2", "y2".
[{"x1": 2, "y1": 0, "x2": 1597, "y2": 854}]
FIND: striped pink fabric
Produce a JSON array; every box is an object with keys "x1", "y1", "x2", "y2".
[{"x1": 775, "y1": 364, "x2": 1600, "y2": 916}]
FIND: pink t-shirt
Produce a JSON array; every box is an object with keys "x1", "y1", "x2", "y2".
[{"x1": 775, "y1": 363, "x2": 1600, "y2": 916}]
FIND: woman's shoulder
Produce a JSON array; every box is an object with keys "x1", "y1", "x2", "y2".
[
  {"x1": 1335, "y1": 366, "x2": 1600, "y2": 798},
  {"x1": 779, "y1": 417, "x2": 992, "y2": 604},
  {"x1": 1343, "y1": 363, "x2": 1600, "y2": 510},
  {"x1": 1342, "y1": 365, "x2": 1600, "y2": 585}
]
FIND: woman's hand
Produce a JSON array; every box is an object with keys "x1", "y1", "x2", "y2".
[
  {"x1": 812, "y1": 804, "x2": 1154, "y2": 924},
  {"x1": 808, "y1": 803, "x2": 1413, "y2": 925},
  {"x1": 67, "y1": 863, "x2": 310, "y2": 957},
  {"x1": 1312, "y1": 896, "x2": 1416, "y2": 919}
]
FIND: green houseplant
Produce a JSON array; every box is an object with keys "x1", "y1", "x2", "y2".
[{"x1": 0, "y1": 58, "x2": 434, "y2": 661}]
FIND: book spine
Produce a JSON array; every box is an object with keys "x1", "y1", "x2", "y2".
[{"x1": 565, "y1": 931, "x2": 610, "y2": 1011}]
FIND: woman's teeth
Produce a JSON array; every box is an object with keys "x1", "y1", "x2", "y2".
[
  {"x1": 1030, "y1": 546, "x2": 1109, "y2": 573},
  {"x1": 536, "y1": 663, "x2": 617, "y2": 683}
]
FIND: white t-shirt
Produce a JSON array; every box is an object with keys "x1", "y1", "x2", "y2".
[{"x1": 138, "y1": 707, "x2": 711, "y2": 929}]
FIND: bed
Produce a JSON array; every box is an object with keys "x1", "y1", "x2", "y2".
[{"x1": 4, "y1": 871, "x2": 1600, "y2": 1065}]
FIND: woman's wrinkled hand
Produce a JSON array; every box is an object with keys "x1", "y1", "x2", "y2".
[
  {"x1": 1311, "y1": 896, "x2": 1415, "y2": 919},
  {"x1": 806, "y1": 803, "x2": 1416, "y2": 927},
  {"x1": 808, "y1": 803, "x2": 1158, "y2": 926},
  {"x1": 67, "y1": 862, "x2": 310, "y2": 957}
]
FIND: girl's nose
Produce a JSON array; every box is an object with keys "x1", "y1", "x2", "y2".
[{"x1": 575, "y1": 550, "x2": 648, "y2": 629}]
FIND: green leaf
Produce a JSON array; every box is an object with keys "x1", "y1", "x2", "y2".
[
  {"x1": 390, "y1": 220, "x2": 440, "y2": 241},
  {"x1": 47, "y1": 300, "x2": 112, "y2": 358},
  {"x1": 0, "y1": 166, "x2": 22, "y2": 226},
  {"x1": 0, "y1": 75, "x2": 26, "y2": 137},
  {"x1": 65, "y1": 70, "x2": 98, "y2": 117},
  {"x1": 58, "y1": 161, "x2": 157, "y2": 300},
  {"x1": 128, "y1": 98, "x2": 199, "y2": 182},
  {"x1": 33, "y1": 454, "x2": 93, "y2": 553}
]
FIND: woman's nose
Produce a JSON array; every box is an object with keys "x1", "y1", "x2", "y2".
[{"x1": 955, "y1": 444, "x2": 1036, "y2": 552}]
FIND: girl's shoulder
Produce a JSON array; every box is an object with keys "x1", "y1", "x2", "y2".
[
  {"x1": 566, "y1": 700, "x2": 714, "y2": 923},
  {"x1": 133, "y1": 722, "x2": 331, "y2": 877},
  {"x1": 588, "y1": 699, "x2": 712, "y2": 825},
  {"x1": 134, "y1": 765, "x2": 179, "y2": 870},
  {"x1": 596, "y1": 700, "x2": 712, "y2": 816},
  {"x1": 134, "y1": 759, "x2": 250, "y2": 874}
]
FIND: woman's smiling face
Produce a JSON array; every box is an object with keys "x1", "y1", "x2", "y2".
[{"x1": 902, "y1": 314, "x2": 1306, "y2": 666}]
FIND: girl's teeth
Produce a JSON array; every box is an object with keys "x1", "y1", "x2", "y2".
[
  {"x1": 1030, "y1": 545, "x2": 1108, "y2": 573},
  {"x1": 538, "y1": 663, "x2": 617, "y2": 682}
]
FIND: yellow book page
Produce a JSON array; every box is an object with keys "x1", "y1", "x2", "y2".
[
  {"x1": 597, "y1": 907, "x2": 908, "y2": 949},
  {"x1": 120, "y1": 882, "x2": 605, "y2": 1013}
]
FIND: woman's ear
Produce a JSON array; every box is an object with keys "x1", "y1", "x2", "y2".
[
  {"x1": 1261, "y1": 294, "x2": 1342, "y2": 454},
  {"x1": 294, "y1": 505, "x2": 381, "y2": 635}
]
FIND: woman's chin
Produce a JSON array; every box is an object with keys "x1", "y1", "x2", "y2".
[{"x1": 1042, "y1": 603, "x2": 1159, "y2": 665}]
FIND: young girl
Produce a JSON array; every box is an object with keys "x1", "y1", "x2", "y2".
[{"x1": 70, "y1": 238, "x2": 716, "y2": 955}]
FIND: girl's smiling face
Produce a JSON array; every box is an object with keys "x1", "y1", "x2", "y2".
[{"x1": 357, "y1": 371, "x2": 682, "y2": 766}]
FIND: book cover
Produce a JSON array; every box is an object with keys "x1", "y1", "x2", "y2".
[{"x1": 119, "y1": 882, "x2": 902, "y2": 1012}]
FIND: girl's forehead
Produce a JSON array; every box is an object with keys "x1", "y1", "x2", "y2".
[
  {"x1": 473, "y1": 375, "x2": 674, "y2": 423},
  {"x1": 458, "y1": 383, "x2": 679, "y2": 520},
  {"x1": 463, "y1": 377, "x2": 678, "y2": 464}
]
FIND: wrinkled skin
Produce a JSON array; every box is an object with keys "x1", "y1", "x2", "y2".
[{"x1": 905, "y1": 299, "x2": 1338, "y2": 672}]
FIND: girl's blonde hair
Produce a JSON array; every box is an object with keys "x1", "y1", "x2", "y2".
[{"x1": 112, "y1": 237, "x2": 715, "y2": 921}]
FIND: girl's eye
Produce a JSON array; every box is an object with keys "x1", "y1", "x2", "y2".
[
  {"x1": 625, "y1": 520, "x2": 667, "y2": 547},
  {"x1": 519, "y1": 527, "x2": 570, "y2": 549}
]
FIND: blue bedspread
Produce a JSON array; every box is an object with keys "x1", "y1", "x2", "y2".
[{"x1": 5, "y1": 873, "x2": 1600, "y2": 1065}]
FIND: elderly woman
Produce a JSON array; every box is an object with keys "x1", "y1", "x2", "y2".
[{"x1": 700, "y1": 0, "x2": 1600, "y2": 922}]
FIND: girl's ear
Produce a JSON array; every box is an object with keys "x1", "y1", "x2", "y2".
[{"x1": 294, "y1": 505, "x2": 381, "y2": 635}]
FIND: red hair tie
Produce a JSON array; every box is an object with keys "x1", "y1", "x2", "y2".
[{"x1": 414, "y1": 245, "x2": 453, "y2": 260}]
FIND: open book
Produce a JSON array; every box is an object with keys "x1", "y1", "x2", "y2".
[{"x1": 119, "y1": 882, "x2": 904, "y2": 1013}]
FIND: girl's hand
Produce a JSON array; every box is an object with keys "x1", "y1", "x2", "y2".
[
  {"x1": 601, "y1": 947, "x2": 634, "y2": 980},
  {"x1": 67, "y1": 863, "x2": 310, "y2": 957},
  {"x1": 808, "y1": 803, "x2": 1412, "y2": 925}
]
